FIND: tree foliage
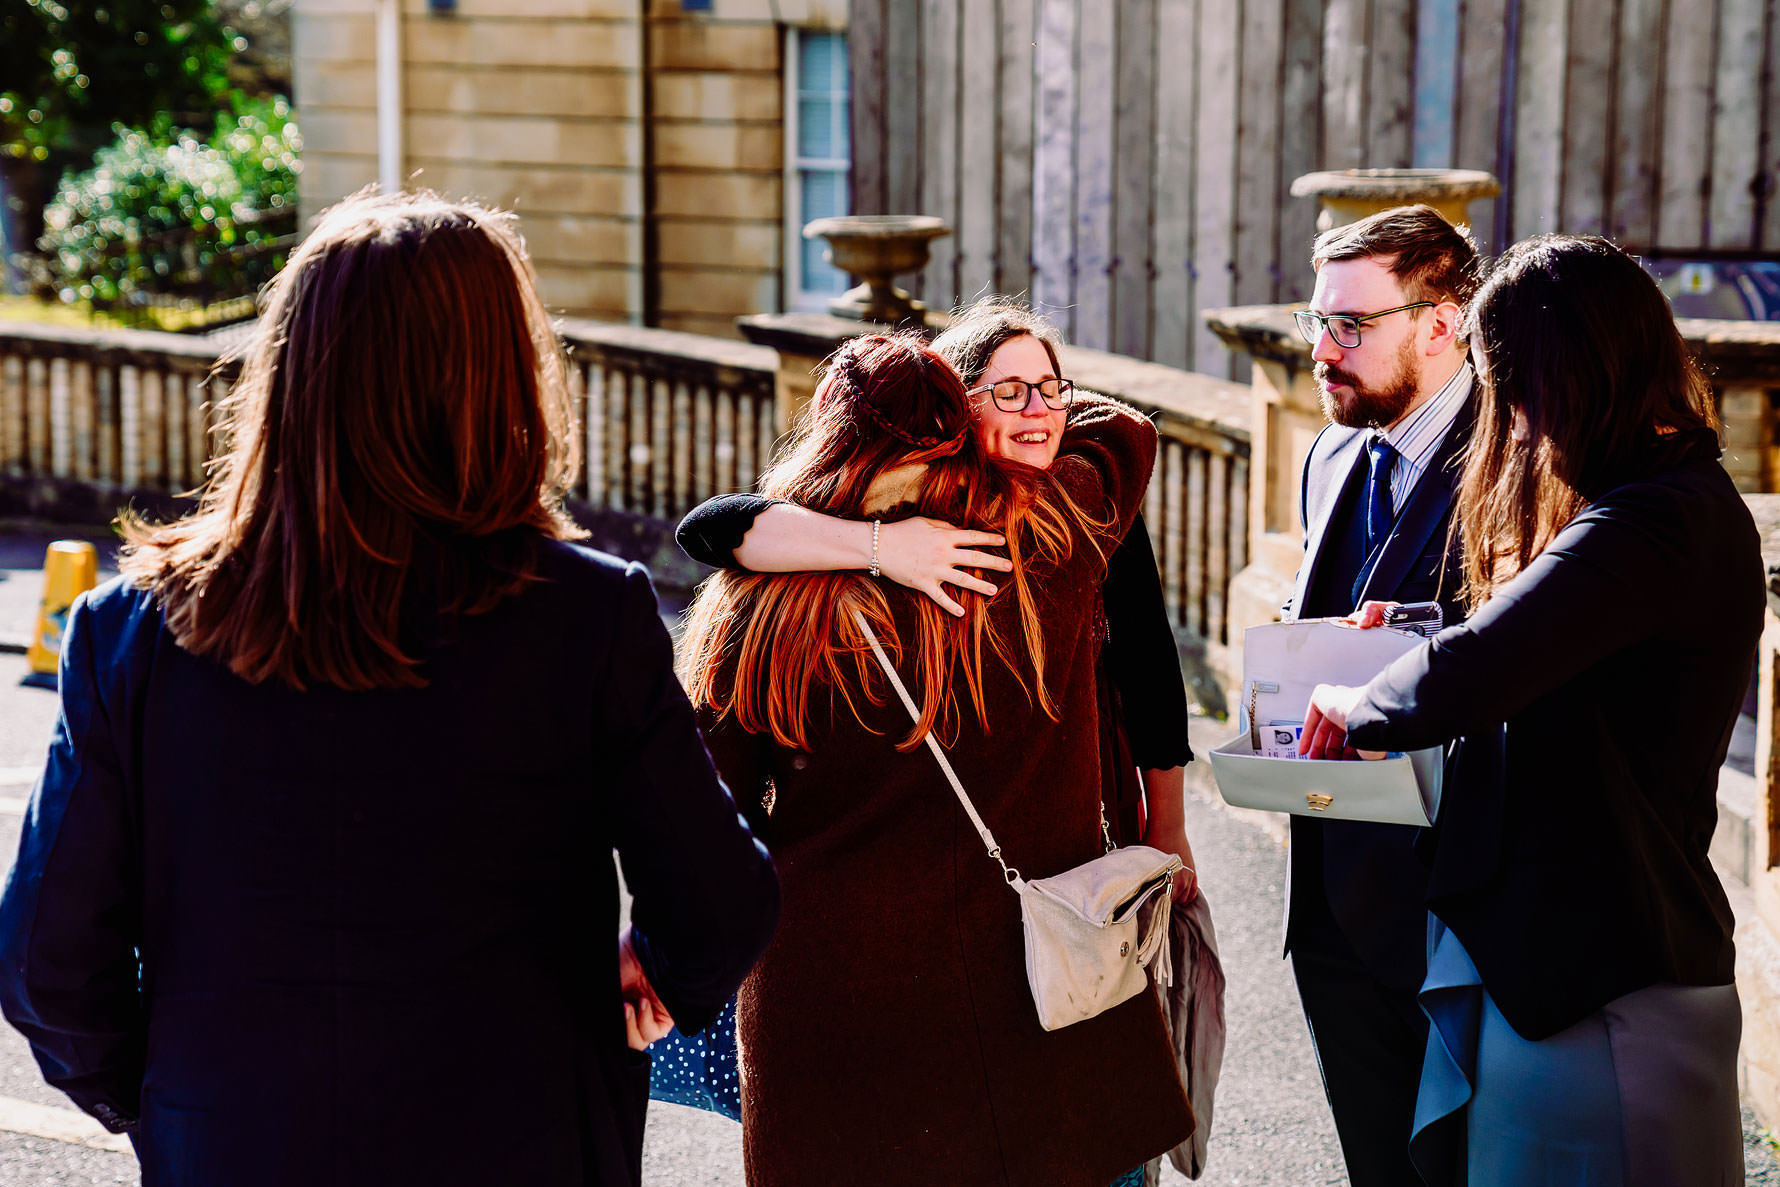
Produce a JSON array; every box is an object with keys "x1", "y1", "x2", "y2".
[
  {"x1": 0, "y1": 0, "x2": 242, "y2": 163},
  {"x1": 39, "y1": 95, "x2": 300, "y2": 309}
]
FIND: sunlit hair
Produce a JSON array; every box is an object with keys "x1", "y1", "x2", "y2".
[
  {"x1": 1454, "y1": 234, "x2": 1717, "y2": 609},
  {"x1": 1312, "y1": 203, "x2": 1480, "y2": 311},
  {"x1": 932, "y1": 297, "x2": 1066, "y2": 389},
  {"x1": 118, "y1": 188, "x2": 584, "y2": 690},
  {"x1": 678, "y1": 332, "x2": 1109, "y2": 751}
]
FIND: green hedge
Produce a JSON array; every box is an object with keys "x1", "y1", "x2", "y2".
[{"x1": 38, "y1": 95, "x2": 300, "y2": 309}]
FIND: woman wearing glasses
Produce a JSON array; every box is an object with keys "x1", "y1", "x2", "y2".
[
  {"x1": 679, "y1": 331, "x2": 1192, "y2": 1184},
  {"x1": 1300, "y1": 235, "x2": 1760, "y2": 1184},
  {"x1": 678, "y1": 299, "x2": 1199, "y2": 896}
]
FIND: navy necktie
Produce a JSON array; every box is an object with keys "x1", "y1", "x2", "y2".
[{"x1": 1364, "y1": 435, "x2": 1397, "y2": 556}]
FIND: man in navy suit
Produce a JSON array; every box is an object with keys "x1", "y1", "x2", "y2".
[{"x1": 1282, "y1": 205, "x2": 1480, "y2": 1186}]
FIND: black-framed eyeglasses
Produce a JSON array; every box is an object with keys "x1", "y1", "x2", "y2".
[
  {"x1": 1293, "y1": 302, "x2": 1435, "y2": 349},
  {"x1": 967, "y1": 377, "x2": 1075, "y2": 413}
]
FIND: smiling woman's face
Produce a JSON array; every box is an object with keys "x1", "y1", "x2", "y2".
[{"x1": 969, "y1": 335, "x2": 1066, "y2": 468}]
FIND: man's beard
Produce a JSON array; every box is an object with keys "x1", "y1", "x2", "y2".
[{"x1": 1316, "y1": 337, "x2": 1420, "y2": 428}]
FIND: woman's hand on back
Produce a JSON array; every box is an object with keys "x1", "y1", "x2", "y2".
[{"x1": 877, "y1": 517, "x2": 1014, "y2": 618}]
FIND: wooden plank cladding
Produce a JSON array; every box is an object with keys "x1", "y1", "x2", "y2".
[{"x1": 851, "y1": 0, "x2": 1780, "y2": 376}]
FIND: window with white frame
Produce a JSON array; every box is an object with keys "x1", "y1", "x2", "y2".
[{"x1": 785, "y1": 28, "x2": 850, "y2": 311}]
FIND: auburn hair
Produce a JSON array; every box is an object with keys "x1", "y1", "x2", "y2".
[
  {"x1": 678, "y1": 333, "x2": 1110, "y2": 752},
  {"x1": 118, "y1": 188, "x2": 584, "y2": 690},
  {"x1": 1454, "y1": 234, "x2": 1718, "y2": 609}
]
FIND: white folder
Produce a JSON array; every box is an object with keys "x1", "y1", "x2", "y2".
[{"x1": 1206, "y1": 619, "x2": 1443, "y2": 828}]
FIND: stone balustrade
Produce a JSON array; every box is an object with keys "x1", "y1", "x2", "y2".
[
  {"x1": 0, "y1": 322, "x2": 236, "y2": 524},
  {"x1": 0, "y1": 318, "x2": 779, "y2": 587},
  {"x1": 557, "y1": 318, "x2": 779, "y2": 524},
  {"x1": 0, "y1": 315, "x2": 1252, "y2": 698}
]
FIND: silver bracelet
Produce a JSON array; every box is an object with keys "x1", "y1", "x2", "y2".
[{"x1": 869, "y1": 519, "x2": 882, "y2": 578}]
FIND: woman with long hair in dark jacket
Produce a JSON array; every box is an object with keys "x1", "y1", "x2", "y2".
[
  {"x1": 0, "y1": 189, "x2": 779, "y2": 1187},
  {"x1": 1303, "y1": 234, "x2": 1760, "y2": 1185}
]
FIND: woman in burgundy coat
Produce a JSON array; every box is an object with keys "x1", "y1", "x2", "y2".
[{"x1": 679, "y1": 333, "x2": 1193, "y2": 1185}]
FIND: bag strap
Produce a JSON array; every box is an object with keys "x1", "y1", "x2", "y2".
[{"x1": 850, "y1": 609, "x2": 1024, "y2": 885}]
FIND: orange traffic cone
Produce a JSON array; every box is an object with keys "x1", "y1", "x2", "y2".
[{"x1": 26, "y1": 541, "x2": 99, "y2": 676}]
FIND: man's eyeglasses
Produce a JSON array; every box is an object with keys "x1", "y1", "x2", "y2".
[
  {"x1": 1293, "y1": 302, "x2": 1435, "y2": 350},
  {"x1": 968, "y1": 377, "x2": 1075, "y2": 413}
]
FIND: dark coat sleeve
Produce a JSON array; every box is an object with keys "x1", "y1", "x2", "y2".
[
  {"x1": 676, "y1": 494, "x2": 783, "y2": 569},
  {"x1": 601, "y1": 564, "x2": 780, "y2": 1035},
  {"x1": 0, "y1": 587, "x2": 148, "y2": 1132},
  {"x1": 1051, "y1": 395, "x2": 1160, "y2": 543},
  {"x1": 1102, "y1": 514, "x2": 1193, "y2": 770},
  {"x1": 1345, "y1": 481, "x2": 1692, "y2": 753}
]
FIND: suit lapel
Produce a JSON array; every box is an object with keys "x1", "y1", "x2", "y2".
[
  {"x1": 1289, "y1": 428, "x2": 1369, "y2": 620},
  {"x1": 1358, "y1": 396, "x2": 1477, "y2": 604}
]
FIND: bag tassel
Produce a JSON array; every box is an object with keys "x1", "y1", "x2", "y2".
[{"x1": 1143, "y1": 892, "x2": 1176, "y2": 989}]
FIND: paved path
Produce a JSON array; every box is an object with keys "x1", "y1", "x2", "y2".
[{"x1": 0, "y1": 526, "x2": 1775, "y2": 1183}]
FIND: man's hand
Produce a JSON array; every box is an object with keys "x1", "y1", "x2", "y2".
[
  {"x1": 1298, "y1": 682, "x2": 1386, "y2": 762},
  {"x1": 1341, "y1": 600, "x2": 1397, "y2": 629},
  {"x1": 877, "y1": 517, "x2": 1013, "y2": 617},
  {"x1": 618, "y1": 927, "x2": 675, "y2": 1050}
]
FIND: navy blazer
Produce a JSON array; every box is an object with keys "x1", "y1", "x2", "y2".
[
  {"x1": 1283, "y1": 397, "x2": 1474, "y2": 991},
  {"x1": 0, "y1": 540, "x2": 779, "y2": 1187},
  {"x1": 1348, "y1": 429, "x2": 1761, "y2": 1038}
]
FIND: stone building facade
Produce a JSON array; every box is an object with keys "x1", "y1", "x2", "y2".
[{"x1": 292, "y1": 0, "x2": 847, "y2": 337}]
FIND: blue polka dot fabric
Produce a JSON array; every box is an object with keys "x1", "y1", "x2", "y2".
[{"x1": 647, "y1": 993, "x2": 741, "y2": 1121}]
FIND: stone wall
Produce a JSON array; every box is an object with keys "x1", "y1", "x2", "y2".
[
  {"x1": 292, "y1": 0, "x2": 846, "y2": 332},
  {"x1": 649, "y1": 1, "x2": 783, "y2": 337}
]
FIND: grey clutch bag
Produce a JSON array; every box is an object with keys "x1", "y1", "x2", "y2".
[
  {"x1": 852, "y1": 610, "x2": 1182, "y2": 1031},
  {"x1": 1206, "y1": 619, "x2": 1444, "y2": 827}
]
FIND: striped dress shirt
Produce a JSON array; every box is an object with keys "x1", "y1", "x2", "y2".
[{"x1": 1376, "y1": 362, "x2": 1473, "y2": 515}]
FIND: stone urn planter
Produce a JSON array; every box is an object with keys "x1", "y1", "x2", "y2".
[
  {"x1": 803, "y1": 214, "x2": 951, "y2": 324},
  {"x1": 1289, "y1": 168, "x2": 1500, "y2": 233}
]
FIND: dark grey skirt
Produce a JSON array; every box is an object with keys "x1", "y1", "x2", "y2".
[{"x1": 1410, "y1": 918, "x2": 1744, "y2": 1187}]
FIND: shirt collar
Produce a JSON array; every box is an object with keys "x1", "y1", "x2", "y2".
[{"x1": 1378, "y1": 362, "x2": 1473, "y2": 457}]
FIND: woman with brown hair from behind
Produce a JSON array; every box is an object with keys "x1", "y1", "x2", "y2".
[
  {"x1": 679, "y1": 332, "x2": 1192, "y2": 1186},
  {"x1": 0, "y1": 189, "x2": 779, "y2": 1187}
]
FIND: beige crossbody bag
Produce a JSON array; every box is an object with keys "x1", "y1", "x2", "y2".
[{"x1": 852, "y1": 610, "x2": 1183, "y2": 1031}]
